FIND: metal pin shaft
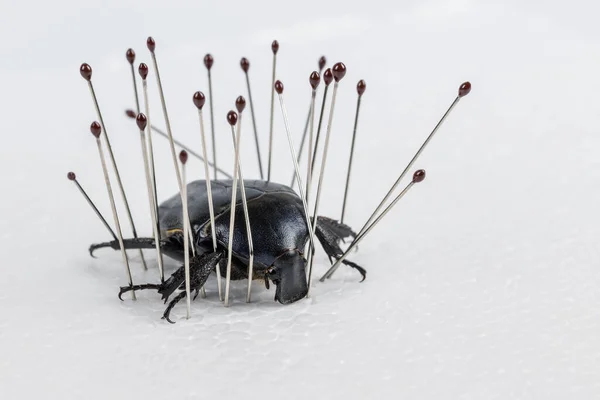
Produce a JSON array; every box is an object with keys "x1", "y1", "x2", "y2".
[
  {"x1": 87, "y1": 81, "x2": 148, "y2": 270},
  {"x1": 309, "y1": 84, "x2": 330, "y2": 177},
  {"x1": 244, "y1": 72, "x2": 265, "y2": 180},
  {"x1": 207, "y1": 69, "x2": 218, "y2": 180},
  {"x1": 197, "y1": 108, "x2": 223, "y2": 301},
  {"x1": 277, "y1": 92, "x2": 317, "y2": 275},
  {"x1": 141, "y1": 79, "x2": 165, "y2": 282},
  {"x1": 229, "y1": 122, "x2": 255, "y2": 303},
  {"x1": 340, "y1": 94, "x2": 363, "y2": 224},
  {"x1": 149, "y1": 52, "x2": 196, "y2": 257},
  {"x1": 71, "y1": 177, "x2": 117, "y2": 241},
  {"x1": 138, "y1": 118, "x2": 165, "y2": 282},
  {"x1": 267, "y1": 50, "x2": 277, "y2": 182},
  {"x1": 289, "y1": 108, "x2": 311, "y2": 189},
  {"x1": 141, "y1": 122, "x2": 232, "y2": 179},
  {"x1": 306, "y1": 81, "x2": 340, "y2": 295},
  {"x1": 181, "y1": 161, "x2": 192, "y2": 319},
  {"x1": 95, "y1": 137, "x2": 135, "y2": 300},
  {"x1": 224, "y1": 117, "x2": 242, "y2": 307}
]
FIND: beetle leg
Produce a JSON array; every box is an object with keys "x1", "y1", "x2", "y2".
[
  {"x1": 314, "y1": 220, "x2": 366, "y2": 282},
  {"x1": 89, "y1": 237, "x2": 161, "y2": 257},
  {"x1": 118, "y1": 283, "x2": 162, "y2": 300},
  {"x1": 162, "y1": 291, "x2": 187, "y2": 324}
]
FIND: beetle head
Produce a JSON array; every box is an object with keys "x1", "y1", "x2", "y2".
[{"x1": 267, "y1": 249, "x2": 308, "y2": 304}]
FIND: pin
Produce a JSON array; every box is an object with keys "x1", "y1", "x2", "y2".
[
  {"x1": 90, "y1": 121, "x2": 135, "y2": 300},
  {"x1": 179, "y1": 150, "x2": 192, "y2": 319},
  {"x1": 309, "y1": 67, "x2": 333, "y2": 177},
  {"x1": 146, "y1": 37, "x2": 197, "y2": 256},
  {"x1": 306, "y1": 62, "x2": 346, "y2": 295},
  {"x1": 126, "y1": 49, "x2": 141, "y2": 113},
  {"x1": 340, "y1": 79, "x2": 366, "y2": 224},
  {"x1": 138, "y1": 63, "x2": 165, "y2": 282},
  {"x1": 233, "y1": 96, "x2": 255, "y2": 303},
  {"x1": 204, "y1": 54, "x2": 218, "y2": 180},
  {"x1": 267, "y1": 40, "x2": 279, "y2": 182},
  {"x1": 306, "y1": 71, "x2": 321, "y2": 204},
  {"x1": 321, "y1": 82, "x2": 472, "y2": 280},
  {"x1": 193, "y1": 91, "x2": 223, "y2": 301},
  {"x1": 290, "y1": 56, "x2": 326, "y2": 189},
  {"x1": 125, "y1": 109, "x2": 232, "y2": 179},
  {"x1": 240, "y1": 57, "x2": 264, "y2": 179},
  {"x1": 323, "y1": 170, "x2": 426, "y2": 278},
  {"x1": 275, "y1": 80, "x2": 317, "y2": 290},
  {"x1": 224, "y1": 110, "x2": 240, "y2": 307},
  {"x1": 80, "y1": 63, "x2": 148, "y2": 270},
  {"x1": 67, "y1": 172, "x2": 117, "y2": 241},
  {"x1": 135, "y1": 113, "x2": 165, "y2": 282},
  {"x1": 137, "y1": 63, "x2": 165, "y2": 282}
]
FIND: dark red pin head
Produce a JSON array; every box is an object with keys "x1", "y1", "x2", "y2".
[
  {"x1": 310, "y1": 71, "x2": 320, "y2": 90},
  {"x1": 125, "y1": 109, "x2": 136, "y2": 119},
  {"x1": 193, "y1": 91, "x2": 206, "y2": 110},
  {"x1": 179, "y1": 150, "x2": 188, "y2": 164},
  {"x1": 138, "y1": 63, "x2": 149, "y2": 80},
  {"x1": 146, "y1": 37, "x2": 156, "y2": 53},
  {"x1": 412, "y1": 169, "x2": 426, "y2": 183},
  {"x1": 357, "y1": 80, "x2": 366, "y2": 96},
  {"x1": 323, "y1": 68, "x2": 333, "y2": 86},
  {"x1": 90, "y1": 121, "x2": 102, "y2": 138},
  {"x1": 227, "y1": 110, "x2": 238, "y2": 126},
  {"x1": 274, "y1": 80, "x2": 284, "y2": 94},
  {"x1": 459, "y1": 82, "x2": 471, "y2": 97},
  {"x1": 236, "y1": 96, "x2": 246, "y2": 113},
  {"x1": 332, "y1": 62, "x2": 346, "y2": 82},
  {"x1": 67, "y1": 172, "x2": 76, "y2": 181},
  {"x1": 204, "y1": 54, "x2": 214, "y2": 70},
  {"x1": 240, "y1": 57, "x2": 250, "y2": 73},
  {"x1": 319, "y1": 56, "x2": 326, "y2": 72},
  {"x1": 80, "y1": 63, "x2": 92, "y2": 81},
  {"x1": 126, "y1": 49, "x2": 135, "y2": 65},
  {"x1": 272, "y1": 40, "x2": 279, "y2": 54},
  {"x1": 136, "y1": 113, "x2": 147, "y2": 130}
]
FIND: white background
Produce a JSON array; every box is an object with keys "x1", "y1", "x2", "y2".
[{"x1": 1, "y1": 0, "x2": 599, "y2": 398}]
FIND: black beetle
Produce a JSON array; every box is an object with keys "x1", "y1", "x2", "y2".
[{"x1": 90, "y1": 179, "x2": 365, "y2": 322}]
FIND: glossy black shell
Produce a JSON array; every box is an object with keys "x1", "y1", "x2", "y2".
[{"x1": 158, "y1": 180, "x2": 308, "y2": 268}]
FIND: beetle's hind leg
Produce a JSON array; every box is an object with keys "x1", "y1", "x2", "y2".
[{"x1": 314, "y1": 219, "x2": 366, "y2": 282}]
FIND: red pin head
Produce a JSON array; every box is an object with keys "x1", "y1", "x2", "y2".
[
  {"x1": 274, "y1": 80, "x2": 284, "y2": 94},
  {"x1": 138, "y1": 63, "x2": 149, "y2": 80},
  {"x1": 272, "y1": 40, "x2": 279, "y2": 54},
  {"x1": 319, "y1": 56, "x2": 326, "y2": 72},
  {"x1": 227, "y1": 110, "x2": 238, "y2": 126},
  {"x1": 357, "y1": 80, "x2": 366, "y2": 96},
  {"x1": 67, "y1": 172, "x2": 76, "y2": 181},
  {"x1": 80, "y1": 63, "x2": 92, "y2": 81},
  {"x1": 90, "y1": 121, "x2": 102, "y2": 138},
  {"x1": 310, "y1": 71, "x2": 320, "y2": 90},
  {"x1": 412, "y1": 169, "x2": 426, "y2": 183},
  {"x1": 179, "y1": 150, "x2": 188, "y2": 164},
  {"x1": 332, "y1": 62, "x2": 346, "y2": 82},
  {"x1": 459, "y1": 82, "x2": 471, "y2": 97},
  {"x1": 204, "y1": 54, "x2": 214, "y2": 70},
  {"x1": 240, "y1": 57, "x2": 250, "y2": 73},
  {"x1": 323, "y1": 68, "x2": 333, "y2": 86},
  {"x1": 236, "y1": 96, "x2": 246, "y2": 113},
  {"x1": 136, "y1": 113, "x2": 147, "y2": 130},
  {"x1": 193, "y1": 91, "x2": 206, "y2": 110},
  {"x1": 146, "y1": 37, "x2": 156, "y2": 53},
  {"x1": 125, "y1": 109, "x2": 136, "y2": 119},
  {"x1": 126, "y1": 49, "x2": 135, "y2": 65}
]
